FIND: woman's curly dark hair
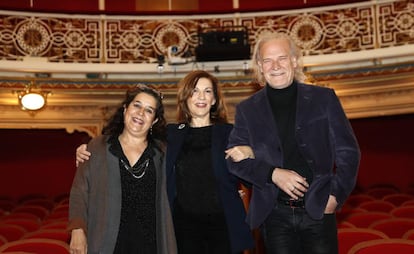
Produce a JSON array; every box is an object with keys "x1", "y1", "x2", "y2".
[{"x1": 102, "y1": 85, "x2": 166, "y2": 142}]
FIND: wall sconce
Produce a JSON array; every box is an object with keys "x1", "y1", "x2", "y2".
[{"x1": 17, "y1": 82, "x2": 50, "y2": 111}]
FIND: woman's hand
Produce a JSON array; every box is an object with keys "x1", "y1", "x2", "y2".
[
  {"x1": 225, "y1": 145, "x2": 255, "y2": 162},
  {"x1": 76, "y1": 144, "x2": 91, "y2": 167},
  {"x1": 70, "y1": 228, "x2": 87, "y2": 254}
]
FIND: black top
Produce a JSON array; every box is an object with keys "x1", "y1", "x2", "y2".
[
  {"x1": 174, "y1": 126, "x2": 223, "y2": 217},
  {"x1": 266, "y1": 82, "x2": 313, "y2": 200},
  {"x1": 109, "y1": 135, "x2": 157, "y2": 254}
]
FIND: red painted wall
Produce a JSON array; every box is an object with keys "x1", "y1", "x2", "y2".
[
  {"x1": 1, "y1": 114, "x2": 413, "y2": 200},
  {"x1": 350, "y1": 114, "x2": 414, "y2": 192},
  {"x1": 0, "y1": 0, "x2": 368, "y2": 14},
  {"x1": 0, "y1": 129, "x2": 90, "y2": 200},
  {"x1": 0, "y1": 0, "x2": 31, "y2": 10}
]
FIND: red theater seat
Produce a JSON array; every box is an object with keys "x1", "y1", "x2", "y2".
[
  {"x1": 391, "y1": 205, "x2": 414, "y2": 219},
  {"x1": 0, "y1": 234, "x2": 7, "y2": 246},
  {"x1": 345, "y1": 212, "x2": 392, "y2": 228},
  {"x1": 0, "y1": 224, "x2": 27, "y2": 242},
  {"x1": 337, "y1": 221, "x2": 356, "y2": 229},
  {"x1": 345, "y1": 194, "x2": 375, "y2": 207},
  {"x1": 12, "y1": 205, "x2": 50, "y2": 220},
  {"x1": 382, "y1": 193, "x2": 414, "y2": 206},
  {"x1": 359, "y1": 200, "x2": 396, "y2": 213},
  {"x1": 403, "y1": 229, "x2": 414, "y2": 240},
  {"x1": 1, "y1": 212, "x2": 40, "y2": 221},
  {"x1": 23, "y1": 229, "x2": 70, "y2": 243},
  {"x1": 20, "y1": 198, "x2": 55, "y2": 211},
  {"x1": 0, "y1": 199, "x2": 17, "y2": 212},
  {"x1": 402, "y1": 200, "x2": 414, "y2": 206},
  {"x1": 370, "y1": 218, "x2": 414, "y2": 238},
  {"x1": 40, "y1": 220, "x2": 68, "y2": 230},
  {"x1": 348, "y1": 239, "x2": 414, "y2": 254},
  {"x1": 337, "y1": 207, "x2": 367, "y2": 222},
  {"x1": 0, "y1": 218, "x2": 41, "y2": 232},
  {"x1": 0, "y1": 238, "x2": 70, "y2": 254},
  {"x1": 338, "y1": 228, "x2": 389, "y2": 254},
  {"x1": 365, "y1": 186, "x2": 400, "y2": 199}
]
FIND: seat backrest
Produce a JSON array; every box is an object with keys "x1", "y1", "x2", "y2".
[
  {"x1": 20, "y1": 198, "x2": 55, "y2": 211},
  {"x1": 0, "y1": 234, "x2": 7, "y2": 246},
  {"x1": 345, "y1": 212, "x2": 392, "y2": 228},
  {"x1": 0, "y1": 224, "x2": 27, "y2": 242},
  {"x1": 0, "y1": 199, "x2": 17, "y2": 212},
  {"x1": 45, "y1": 210, "x2": 68, "y2": 221},
  {"x1": 403, "y1": 229, "x2": 414, "y2": 240},
  {"x1": 365, "y1": 186, "x2": 400, "y2": 199},
  {"x1": 345, "y1": 194, "x2": 375, "y2": 207},
  {"x1": 402, "y1": 200, "x2": 414, "y2": 206},
  {"x1": 337, "y1": 221, "x2": 356, "y2": 229},
  {"x1": 40, "y1": 220, "x2": 68, "y2": 230},
  {"x1": 338, "y1": 228, "x2": 388, "y2": 254},
  {"x1": 382, "y1": 193, "x2": 414, "y2": 206},
  {"x1": 370, "y1": 218, "x2": 414, "y2": 238},
  {"x1": 0, "y1": 238, "x2": 70, "y2": 254},
  {"x1": 359, "y1": 200, "x2": 396, "y2": 213},
  {"x1": 336, "y1": 207, "x2": 367, "y2": 222},
  {"x1": 1, "y1": 218, "x2": 42, "y2": 232},
  {"x1": 390, "y1": 205, "x2": 414, "y2": 219},
  {"x1": 1, "y1": 212, "x2": 40, "y2": 221},
  {"x1": 11, "y1": 205, "x2": 50, "y2": 220},
  {"x1": 22, "y1": 229, "x2": 70, "y2": 243},
  {"x1": 348, "y1": 239, "x2": 414, "y2": 254}
]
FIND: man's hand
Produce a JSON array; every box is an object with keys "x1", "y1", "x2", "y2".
[{"x1": 271, "y1": 168, "x2": 309, "y2": 200}]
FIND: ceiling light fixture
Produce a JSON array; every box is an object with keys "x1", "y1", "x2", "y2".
[{"x1": 17, "y1": 82, "x2": 50, "y2": 111}]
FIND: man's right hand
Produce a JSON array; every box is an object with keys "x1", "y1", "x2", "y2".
[
  {"x1": 76, "y1": 144, "x2": 91, "y2": 167},
  {"x1": 271, "y1": 168, "x2": 309, "y2": 200}
]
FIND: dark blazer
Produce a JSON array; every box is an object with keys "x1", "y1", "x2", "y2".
[
  {"x1": 227, "y1": 82, "x2": 361, "y2": 229},
  {"x1": 166, "y1": 123, "x2": 254, "y2": 253}
]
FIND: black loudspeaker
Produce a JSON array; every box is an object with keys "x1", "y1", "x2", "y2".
[{"x1": 195, "y1": 27, "x2": 251, "y2": 62}]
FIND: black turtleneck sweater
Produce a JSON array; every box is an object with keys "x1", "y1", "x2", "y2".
[{"x1": 266, "y1": 82, "x2": 313, "y2": 200}]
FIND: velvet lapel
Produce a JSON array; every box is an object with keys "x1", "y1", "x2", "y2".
[{"x1": 295, "y1": 83, "x2": 313, "y2": 128}]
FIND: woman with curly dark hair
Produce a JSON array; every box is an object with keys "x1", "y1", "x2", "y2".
[{"x1": 69, "y1": 85, "x2": 176, "y2": 254}]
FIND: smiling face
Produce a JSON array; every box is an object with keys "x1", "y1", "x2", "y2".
[
  {"x1": 258, "y1": 38, "x2": 297, "y2": 89},
  {"x1": 123, "y1": 92, "x2": 158, "y2": 136},
  {"x1": 186, "y1": 77, "x2": 216, "y2": 123}
]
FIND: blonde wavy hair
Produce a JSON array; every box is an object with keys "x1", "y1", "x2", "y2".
[{"x1": 251, "y1": 32, "x2": 306, "y2": 86}]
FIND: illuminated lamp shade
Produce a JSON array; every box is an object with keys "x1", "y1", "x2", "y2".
[
  {"x1": 19, "y1": 91, "x2": 46, "y2": 110},
  {"x1": 16, "y1": 82, "x2": 50, "y2": 111}
]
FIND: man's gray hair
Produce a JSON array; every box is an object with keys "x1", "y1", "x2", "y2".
[{"x1": 251, "y1": 32, "x2": 306, "y2": 85}]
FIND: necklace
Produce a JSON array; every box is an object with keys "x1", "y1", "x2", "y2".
[{"x1": 120, "y1": 158, "x2": 150, "y2": 179}]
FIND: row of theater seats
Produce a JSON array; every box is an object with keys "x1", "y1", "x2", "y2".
[
  {"x1": 1, "y1": 186, "x2": 414, "y2": 254},
  {"x1": 0, "y1": 194, "x2": 70, "y2": 253},
  {"x1": 336, "y1": 184, "x2": 414, "y2": 254}
]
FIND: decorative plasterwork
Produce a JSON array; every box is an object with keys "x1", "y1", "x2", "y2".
[
  {"x1": 1, "y1": 66, "x2": 413, "y2": 137},
  {"x1": 0, "y1": 1, "x2": 413, "y2": 136},
  {"x1": 0, "y1": 1, "x2": 413, "y2": 64}
]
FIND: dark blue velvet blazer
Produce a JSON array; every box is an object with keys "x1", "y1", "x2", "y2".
[
  {"x1": 227, "y1": 82, "x2": 361, "y2": 229},
  {"x1": 166, "y1": 123, "x2": 254, "y2": 253}
]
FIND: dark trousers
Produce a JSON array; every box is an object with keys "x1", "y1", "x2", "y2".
[
  {"x1": 173, "y1": 211, "x2": 233, "y2": 254},
  {"x1": 261, "y1": 206, "x2": 338, "y2": 254}
]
